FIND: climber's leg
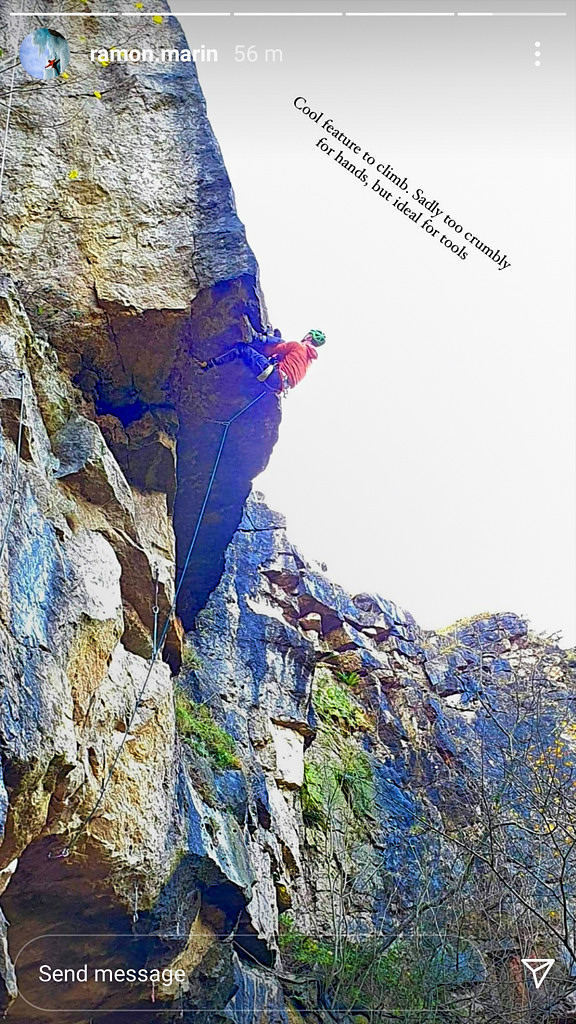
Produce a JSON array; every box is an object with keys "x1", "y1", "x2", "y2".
[
  {"x1": 203, "y1": 345, "x2": 242, "y2": 369},
  {"x1": 235, "y1": 343, "x2": 274, "y2": 377},
  {"x1": 201, "y1": 343, "x2": 283, "y2": 391},
  {"x1": 262, "y1": 367, "x2": 284, "y2": 391},
  {"x1": 204, "y1": 343, "x2": 274, "y2": 376},
  {"x1": 234, "y1": 345, "x2": 285, "y2": 388}
]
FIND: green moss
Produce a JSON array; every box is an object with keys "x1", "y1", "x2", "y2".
[
  {"x1": 338, "y1": 747, "x2": 375, "y2": 818},
  {"x1": 301, "y1": 761, "x2": 336, "y2": 827},
  {"x1": 301, "y1": 743, "x2": 374, "y2": 829},
  {"x1": 181, "y1": 645, "x2": 203, "y2": 671},
  {"x1": 313, "y1": 672, "x2": 368, "y2": 732},
  {"x1": 436, "y1": 612, "x2": 495, "y2": 637},
  {"x1": 278, "y1": 915, "x2": 334, "y2": 967},
  {"x1": 174, "y1": 687, "x2": 239, "y2": 770}
]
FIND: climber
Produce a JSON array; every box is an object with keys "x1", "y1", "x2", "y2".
[
  {"x1": 45, "y1": 57, "x2": 61, "y2": 73},
  {"x1": 200, "y1": 318, "x2": 326, "y2": 394}
]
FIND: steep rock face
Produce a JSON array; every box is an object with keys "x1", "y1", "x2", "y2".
[
  {"x1": 0, "y1": 278, "x2": 182, "y2": 1016},
  {"x1": 1, "y1": 335, "x2": 574, "y2": 1024},
  {"x1": 0, "y1": 3, "x2": 281, "y2": 1015},
  {"x1": 0, "y1": 0, "x2": 280, "y2": 630},
  {"x1": 175, "y1": 494, "x2": 575, "y2": 1020},
  {"x1": 1, "y1": 7, "x2": 574, "y2": 1022}
]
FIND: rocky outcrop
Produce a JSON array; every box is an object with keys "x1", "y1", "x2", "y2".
[
  {"x1": 1, "y1": 339, "x2": 574, "y2": 1023},
  {"x1": 0, "y1": 0, "x2": 280, "y2": 633},
  {"x1": 170, "y1": 494, "x2": 574, "y2": 1021}
]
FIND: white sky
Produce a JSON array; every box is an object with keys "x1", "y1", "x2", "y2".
[{"x1": 176, "y1": 0, "x2": 576, "y2": 646}]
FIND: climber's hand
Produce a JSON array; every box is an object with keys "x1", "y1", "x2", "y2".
[
  {"x1": 198, "y1": 361, "x2": 208, "y2": 369},
  {"x1": 242, "y1": 314, "x2": 256, "y2": 337}
]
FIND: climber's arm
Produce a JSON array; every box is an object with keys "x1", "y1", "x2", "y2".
[{"x1": 265, "y1": 341, "x2": 299, "y2": 360}]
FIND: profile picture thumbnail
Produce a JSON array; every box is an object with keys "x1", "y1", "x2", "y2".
[{"x1": 19, "y1": 28, "x2": 70, "y2": 80}]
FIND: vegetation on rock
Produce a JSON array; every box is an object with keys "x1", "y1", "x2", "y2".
[
  {"x1": 292, "y1": 630, "x2": 576, "y2": 1022},
  {"x1": 301, "y1": 744, "x2": 374, "y2": 830},
  {"x1": 279, "y1": 917, "x2": 450, "y2": 1021},
  {"x1": 436, "y1": 611, "x2": 496, "y2": 635},
  {"x1": 181, "y1": 644, "x2": 203, "y2": 672},
  {"x1": 336, "y1": 670, "x2": 361, "y2": 688},
  {"x1": 312, "y1": 671, "x2": 369, "y2": 732},
  {"x1": 174, "y1": 686, "x2": 240, "y2": 770}
]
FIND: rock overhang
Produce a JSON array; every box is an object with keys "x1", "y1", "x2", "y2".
[{"x1": 0, "y1": 1, "x2": 282, "y2": 634}]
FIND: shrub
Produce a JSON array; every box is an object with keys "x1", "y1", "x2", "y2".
[
  {"x1": 301, "y1": 761, "x2": 336, "y2": 827},
  {"x1": 278, "y1": 922, "x2": 446, "y2": 1021},
  {"x1": 174, "y1": 687, "x2": 239, "y2": 770},
  {"x1": 337, "y1": 670, "x2": 361, "y2": 688},
  {"x1": 338, "y1": 747, "x2": 374, "y2": 819}
]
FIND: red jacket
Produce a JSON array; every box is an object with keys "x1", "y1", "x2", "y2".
[{"x1": 265, "y1": 340, "x2": 318, "y2": 388}]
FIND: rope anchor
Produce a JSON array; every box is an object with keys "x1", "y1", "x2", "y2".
[{"x1": 48, "y1": 846, "x2": 70, "y2": 860}]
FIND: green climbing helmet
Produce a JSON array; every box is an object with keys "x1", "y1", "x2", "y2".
[{"x1": 308, "y1": 329, "x2": 326, "y2": 347}]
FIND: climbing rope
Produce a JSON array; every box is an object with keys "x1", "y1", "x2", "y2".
[
  {"x1": 60, "y1": 388, "x2": 268, "y2": 855},
  {"x1": 0, "y1": 2, "x2": 29, "y2": 558},
  {"x1": 0, "y1": 369, "x2": 26, "y2": 564},
  {"x1": 132, "y1": 883, "x2": 139, "y2": 924},
  {"x1": 152, "y1": 563, "x2": 159, "y2": 658},
  {"x1": 0, "y1": 0, "x2": 26, "y2": 207}
]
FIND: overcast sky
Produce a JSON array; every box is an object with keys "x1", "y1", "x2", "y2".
[{"x1": 172, "y1": 0, "x2": 576, "y2": 646}]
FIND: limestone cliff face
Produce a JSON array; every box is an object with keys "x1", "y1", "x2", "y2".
[
  {"x1": 1, "y1": 6, "x2": 575, "y2": 1023},
  {"x1": 0, "y1": 3, "x2": 281, "y2": 1017},
  {"x1": 186, "y1": 495, "x2": 572, "y2": 914},
  {"x1": 0, "y1": 0, "x2": 280, "y2": 633},
  {"x1": 162, "y1": 496, "x2": 575, "y2": 1022}
]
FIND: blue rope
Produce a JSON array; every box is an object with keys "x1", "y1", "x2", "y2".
[{"x1": 62, "y1": 388, "x2": 268, "y2": 853}]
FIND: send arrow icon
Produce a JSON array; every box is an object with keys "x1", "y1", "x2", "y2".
[{"x1": 521, "y1": 959, "x2": 555, "y2": 989}]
